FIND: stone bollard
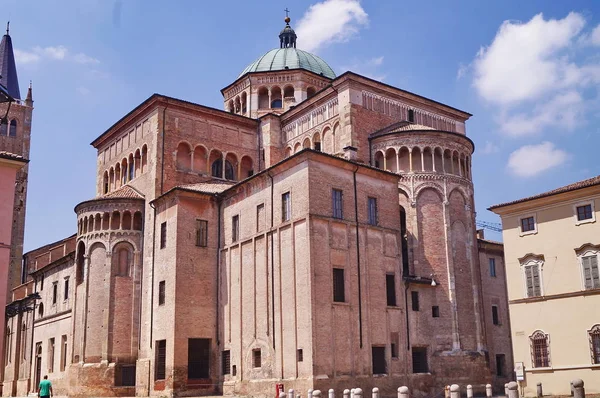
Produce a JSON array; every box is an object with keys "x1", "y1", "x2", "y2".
[
  {"x1": 485, "y1": 384, "x2": 492, "y2": 398},
  {"x1": 355, "y1": 388, "x2": 363, "y2": 398},
  {"x1": 537, "y1": 382, "x2": 543, "y2": 398},
  {"x1": 351, "y1": 388, "x2": 355, "y2": 398},
  {"x1": 313, "y1": 390, "x2": 322, "y2": 398},
  {"x1": 280, "y1": 393, "x2": 287, "y2": 398},
  {"x1": 467, "y1": 385, "x2": 473, "y2": 398},
  {"x1": 572, "y1": 379, "x2": 585, "y2": 398},
  {"x1": 372, "y1": 387, "x2": 379, "y2": 398},
  {"x1": 309, "y1": 389, "x2": 314, "y2": 398},
  {"x1": 504, "y1": 383, "x2": 509, "y2": 398},
  {"x1": 444, "y1": 385, "x2": 451, "y2": 398},
  {"x1": 289, "y1": 389, "x2": 295, "y2": 398},
  {"x1": 329, "y1": 389, "x2": 335, "y2": 398},
  {"x1": 450, "y1": 384, "x2": 460, "y2": 398},
  {"x1": 398, "y1": 386, "x2": 409, "y2": 398},
  {"x1": 507, "y1": 382, "x2": 518, "y2": 398},
  {"x1": 343, "y1": 390, "x2": 350, "y2": 398}
]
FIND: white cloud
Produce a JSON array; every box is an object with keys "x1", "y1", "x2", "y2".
[
  {"x1": 14, "y1": 49, "x2": 41, "y2": 65},
  {"x1": 296, "y1": 0, "x2": 369, "y2": 53},
  {"x1": 456, "y1": 63, "x2": 469, "y2": 80},
  {"x1": 76, "y1": 86, "x2": 91, "y2": 96},
  {"x1": 507, "y1": 141, "x2": 568, "y2": 177},
  {"x1": 499, "y1": 90, "x2": 584, "y2": 136},
  {"x1": 14, "y1": 45, "x2": 99, "y2": 66},
  {"x1": 588, "y1": 24, "x2": 600, "y2": 45},
  {"x1": 470, "y1": 12, "x2": 600, "y2": 136},
  {"x1": 340, "y1": 55, "x2": 386, "y2": 81},
  {"x1": 482, "y1": 141, "x2": 500, "y2": 154},
  {"x1": 73, "y1": 53, "x2": 100, "y2": 64}
]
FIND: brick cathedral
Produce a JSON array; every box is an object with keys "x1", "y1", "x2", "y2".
[{"x1": 2, "y1": 17, "x2": 512, "y2": 397}]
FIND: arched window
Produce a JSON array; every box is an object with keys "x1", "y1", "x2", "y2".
[
  {"x1": 21, "y1": 322, "x2": 26, "y2": 360},
  {"x1": 258, "y1": 87, "x2": 269, "y2": 109},
  {"x1": 38, "y1": 303, "x2": 44, "y2": 318},
  {"x1": 103, "y1": 171, "x2": 109, "y2": 194},
  {"x1": 133, "y1": 212, "x2": 143, "y2": 231},
  {"x1": 141, "y1": 145, "x2": 148, "y2": 173},
  {"x1": 5, "y1": 327, "x2": 11, "y2": 364},
  {"x1": 224, "y1": 160, "x2": 234, "y2": 181},
  {"x1": 0, "y1": 122, "x2": 7, "y2": 136},
  {"x1": 76, "y1": 241, "x2": 85, "y2": 284},
  {"x1": 9, "y1": 119, "x2": 17, "y2": 137},
  {"x1": 113, "y1": 242, "x2": 133, "y2": 277},
  {"x1": 128, "y1": 154, "x2": 135, "y2": 180},
  {"x1": 530, "y1": 330, "x2": 550, "y2": 368},
  {"x1": 271, "y1": 86, "x2": 282, "y2": 109},
  {"x1": 590, "y1": 324, "x2": 600, "y2": 364},
  {"x1": 211, "y1": 159, "x2": 222, "y2": 178}
]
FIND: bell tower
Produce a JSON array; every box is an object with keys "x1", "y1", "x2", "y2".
[{"x1": 0, "y1": 22, "x2": 35, "y2": 297}]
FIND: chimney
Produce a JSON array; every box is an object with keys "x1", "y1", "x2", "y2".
[{"x1": 343, "y1": 145, "x2": 357, "y2": 161}]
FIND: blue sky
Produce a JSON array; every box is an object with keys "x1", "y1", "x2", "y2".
[{"x1": 3, "y1": 0, "x2": 600, "y2": 250}]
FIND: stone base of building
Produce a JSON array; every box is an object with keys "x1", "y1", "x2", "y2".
[
  {"x1": 67, "y1": 361, "x2": 134, "y2": 397},
  {"x1": 1, "y1": 380, "x2": 16, "y2": 397}
]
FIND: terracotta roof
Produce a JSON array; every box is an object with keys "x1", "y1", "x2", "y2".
[
  {"x1": 103, "y1": 185, "x2": 145, "y2": 199},
  {"x1": 489, "y1": 175, "x2": 600, "y2": 210},
  {"x1": 478, "y1": 238, "x2": 503, "y2": 246},
  {"x1": 0, "y1": 151, "x2": 25, "y2": 161},
  {"x1": 178, "y1": 181, "x2": 235, "y2": 194}
]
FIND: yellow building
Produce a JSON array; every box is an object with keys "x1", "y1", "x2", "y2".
[{"x1": 490, "y1": 176, "x2": 600, "y2": 396}]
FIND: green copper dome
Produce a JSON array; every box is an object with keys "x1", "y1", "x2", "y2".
[{"x1": 239, "y1": 48, "x2": 336, "y2": 80}]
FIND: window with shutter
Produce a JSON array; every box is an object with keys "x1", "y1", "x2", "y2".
[
  {"x1": 523, "y1": 263, "x2": 542, "y2": 297},
  {"x1": 582, "y1": 255, "x2": 599, "y2": 289},
  {"x1": 531, "y1": 264, "x2": 541, "y2": 296}
]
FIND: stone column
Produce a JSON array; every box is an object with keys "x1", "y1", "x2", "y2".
[
  {"x1": 432, "y1": 150, "x2": 436, "y2": 172},
  {"x1": 507, "y1": 382, "x2": 518, "y2": 398},
  {"x1": 536, "y1": 382, "x2": 543, "y2": 398},
  {"x1": 409, "y1": 149, "x2": 413, "y2": 172},
  {"x1": 450, "y1": 384, "x2": 460, "y2": 398},
  {"x1": 420, "y1": 149, "x2": 425, "y2": 171},
  {"x1": 398, "y1": 386, "x2": 409, "y2": 398},
  {"x1": 572, "y1": 379, "x2": 584, "y2": 398}
]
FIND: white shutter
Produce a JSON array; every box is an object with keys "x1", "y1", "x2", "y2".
[
  {"x1": 591, "y1": 255, "x2": 599, "y2": 288},
  {"x1": 525, "y1": 266, "x2": 534, "y2": 297},
  {"x1": 532, "y1": 265, "x2": 541, "y2": 296}
]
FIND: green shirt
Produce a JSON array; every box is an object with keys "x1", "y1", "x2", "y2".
[{"x1": 39, "y1": 379, "x2": 51, "y2": 396}]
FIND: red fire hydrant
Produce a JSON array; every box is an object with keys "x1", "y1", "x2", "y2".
[{"x1": 275, "y1": 383, "x2": 285, "y2": 398}]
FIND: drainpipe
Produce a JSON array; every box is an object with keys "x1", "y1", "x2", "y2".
[
  {"x1": 352, "y1": 166, "x2": 363, "y2": 348},
  {"x1": 404, "y1": 282, "x2": 410, "y2": 350},
  {"x1": 216, "y1": 196, "x2": 222, "y2": 347},
  {"x1": 267, "y1": 172, "x2": 275, "y2": 348},
  {"x1": 29, "y1": 279, "x2": 37, "y2": 391},
  {"x1": 149, "y1": 202, "x2": 157, "y2": 349}
]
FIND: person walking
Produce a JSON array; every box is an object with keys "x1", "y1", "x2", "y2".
[{"x1": 38, "y1": 375, "x2": 53, "y2": 398}]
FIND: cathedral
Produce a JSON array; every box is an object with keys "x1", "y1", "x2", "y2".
[{"x1": 2, "y1": 17, "x2": 512, "y2": 398}]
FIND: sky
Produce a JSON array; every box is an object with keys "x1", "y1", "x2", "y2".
[{"x1": 3, "y1": 0, "x2": 600, "y2": 251}]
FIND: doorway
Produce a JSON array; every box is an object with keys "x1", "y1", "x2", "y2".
[{"x1": 188, "y1": 339, "x2": 210, "y2": 379}]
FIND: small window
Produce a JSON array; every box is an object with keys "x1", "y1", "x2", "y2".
[
  {"x1": 222, "y1": 350, "x2": 231, "y2": 375},
  {"x1": 48, "y1": 338, "x2": 55, "y2": 373},
  {"x1": 196, "y1": 219, "x2": 208, "y2": 247},
  {"x1": 282, "y1": 192, "x2": 291, "y2": 222},
  {"x1": 577, "y1": 204, "x2": 593, "y2": 221},
  {"x1": 489, "y1": 258, "x2": 497, "y2": 277},
  {"x1": 60, "y1": 335, "x2": 68, "y2": 372},
  {"x1": 521, "y1": 216, "x2": 535, "y2": 233},
  {"x1": 252, "y1": 349, "x2": 261, "y2": 368},
  {"x1": 432, "y1": 306, "x2": 440, "y2": 318},
  {"x1": 314, "y1": 142, "x2": 321, "y2": 152},
  {"x1": 158, "y1": 281, "x2": 165, "y2": 306},
  {"x1": 40, "y1": 274, "x2": 44, "y2": 291},
  {"x1": 582, "y1": 255, "x2": 600, "y2": 289},
  {"x1": 333, "y1": 268, "x2": 345, "y2": 303},
  {"x1": 117, "y1": 365, "x2": 136, "y2": 386},
  {"x1": 390, "y1": 333, "x2": 399, "y2": 359},
  {"x1": 332, "y1": 189, "x2": 343, "y2": 219},
  {"x1": 496, "y1": 354, "x2": 506, "y2": 377},
  {"x1": 368, "y1": 197, "x2": 378, "y2": 226},
  {"x1": 38, "y1": 303, "x2": 44, "y2": 317},
  {"x1": 155, "y1": 340, "x2": 166, "y2": 380},
  {"x1": 408, "y1": 109, "x2": 415, "y2": 123},
  {"x1": 492, "y1": 305, "x2": 500, "y2": 325},
  {"x1": 160, "y1": 222, "x2": 167, "y2": 249},
  {"x1": 372, "y1": 346, "x2": 386, "y2": 375},
  {"x1": 64, "y1": 278, "x2": 69, "y2": 300},
  {"x1": 530, "y1": 331, "x2": 550, "y2": 368},
  {"x1": 386, "y1": 274, "x2": 396, "y2": 306},
  {"x1": 256, "y1": 204, "x2": 265, "y2": 232},
  {"x1": 9, "y1": 119, "x2": 17, "y2": 137},
  {"x1": 411, "y1": 291, "x2": 419, "y2": 311},
  {"x1": 297, "y1": 349, "x2": 303, "y2": 362},
  {"x1": 412, "y1": 347, "x2": 428, "y2": 373},
  {"x1": 52, "y1": 283, "x2": 58, "y2": 305},
  {"x1": 232, "y1": 215, "x2": 239, "y2": 243}
]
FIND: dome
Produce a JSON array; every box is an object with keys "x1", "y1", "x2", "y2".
[{"x1": 239, "y1": 48, "x2": 336, "y2": 80}]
